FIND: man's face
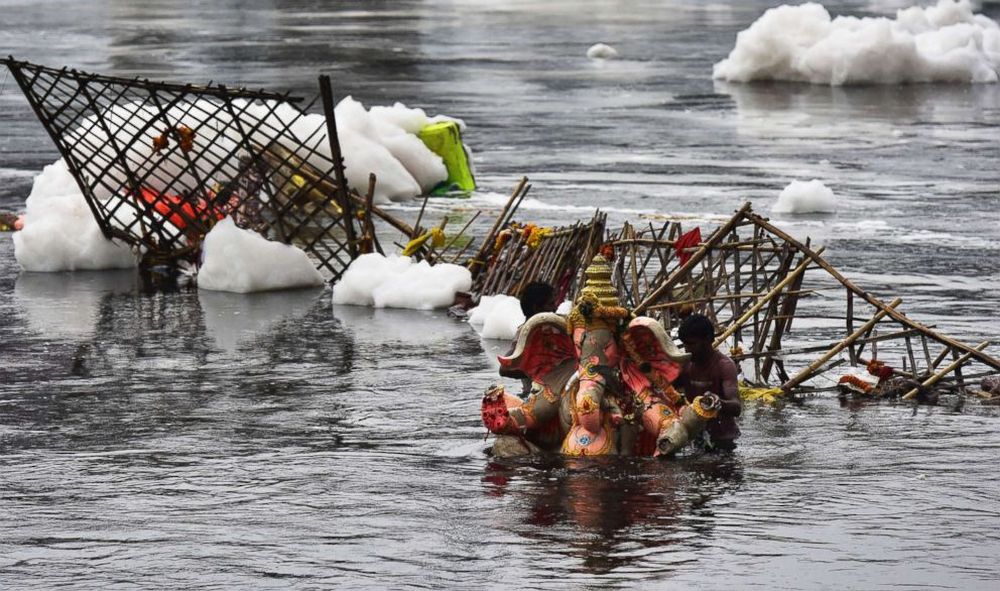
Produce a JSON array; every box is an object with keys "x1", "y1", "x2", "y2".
[
  {"x1": 543, "y1": 293, "x2": 558, "y2": 313},
  {"x1": 680, "y1": 336, "x2": 711, "y2": 363}
]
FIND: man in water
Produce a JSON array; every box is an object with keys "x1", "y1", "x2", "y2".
[
  {"x1": 518, "y1": 281, "x2": 557, "y2": 319},
  {"x1": 675, "y1": 314, "x2": 742, "y2": 452}
]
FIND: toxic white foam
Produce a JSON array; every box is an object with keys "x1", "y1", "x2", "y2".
[
  {"x1": 332, "y1": 98, "x2": 455, "y2": 200},
  {"x1": 772, "y1": 179, "x2": 838, "y2": 213},
  {"x1": 12, "y1": 160, "x2": 136, "y2": 272},
  {"x1": 713, "y1": 0, "x2": 1000, "y2": 85},
  {"x1": 587, "y1": 43, "x2": 619, "y2": 59},
  {"x1": 198, "y1": 218, "x2": 324, "y2": 293},
  {"x1": 331, "y1": 253, "x2": 472, "y2": 310},
  {"x1": 238, "y1": 97, "x2": 462, "y2": 202},
  {"x1": 468, "y1": 295, "x2": 525, "y2": 340}
]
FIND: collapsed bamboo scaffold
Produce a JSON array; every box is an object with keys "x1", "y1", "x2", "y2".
[
  {"x1": 2, "y1": 57, "x2": 364, "y2": 279},
  {"x1": 609, "y1": 204, "x2": 1000, "y2": 396},
  {"x1": 464, "y1": 199, "x2": 1000, "y2": 398}
]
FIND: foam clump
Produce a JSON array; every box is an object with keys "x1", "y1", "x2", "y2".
[
  {"x1": 252, "y1": 96, "x2": 456, "y2": 202},
  {"x1": 772, "y1": 179, "x2": 838, "y2": 213},
  {"x1": 198, "y1": 218, "x2": 324, "y2": 293},
  {"x1": 331, "y1": 253, "x2": 472, "y2": 310},
  {"x1": 13, "y1": 160, "x2": 136, "y2": 272},
  {"x1": 468, "y1": 295, "x2": 526, "y2": 340},
  {"x1": 713, "y1": 0, "x2": 1000, "y2": 85},
  {"x1": 587, "y1": 43, "x2": 620, "y2": 59}
]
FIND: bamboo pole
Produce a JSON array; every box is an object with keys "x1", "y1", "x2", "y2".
[
  {"x1": 920, "y1": 335, "x2": 933, "y2": 370},
  {"x1": 751, "y1": 246, "x2": 797, "y2": 356},
  {"x1": 362, "y1": 173, "x2": 378, "y2": 254},
  {"x1": 645, "y1": 288, "x2": 820, "y2": 311},
  {"x1": 449, "y1": 233, "x2": 476, "y2": 265},
  {"x1": 713, "y1": 247, "x2": 824, "y2": 348},
  {"x1": 411, "y1": 194, "x2": 430, "y2": 238},
  {"x1": 435, "y1": 210, "x2": 480, "y2": 262},
  {"x1": 760, "y1": 257, "x2": 806, "y2": 381},
  {"x1": 732, "y1": 228, "x2": 742, "y2": 341},
  {"x1": 904, "y1": 335, "x2": 919, "y2": 378},
  {"x1": 499, "y1": 181, "x2": 531, "y2": 231},
  {"x1": 735, "y1": 327, "x2": 926, "y2": 361},
  {"x1": 569, "y1": 211, "x2": 604, "y2": 300},
  {"x1": 782, "y1": 297, "x2": 903, "y2": 392},
  {"x1": 629, "y1": 225, "x2": 640, "y2": 308},
  {"x1": 635, "y1": 202, "x2": 753, "y2": 315},
  {"x1": 319, "y1": 75, "x2": 357, "y2": 258},
  {"x1": 930, "y1": 344, "x2": 951, "y2": 371},
  {"x1": 901, "y1": 341, "x2": 989, "y2": 400},
  {"x1": 468, "y1": 177, "x2": 528, "y2": 276},
  {"x1": 748, "y1": 212, "x2": 1000, "y2": 372},
  {"x1": 846, "y1": 289, "x2": 856, "y2": 363}
]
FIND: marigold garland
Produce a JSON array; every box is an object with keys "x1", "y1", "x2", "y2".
[{"x1": 838, "y1": 374, "x2": 874, "y2": 394}]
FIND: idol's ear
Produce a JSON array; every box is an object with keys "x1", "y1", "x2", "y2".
[
  {"x1": 498, "y1": 313, "x2": 575, "y2": 384},
  {"x1": 621, "y1": 316, "x2": 690, "y2": 385}
]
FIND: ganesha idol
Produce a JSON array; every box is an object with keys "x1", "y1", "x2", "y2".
[{"x1": 481, "y1": 253, "x2": 721, "y2": 458}]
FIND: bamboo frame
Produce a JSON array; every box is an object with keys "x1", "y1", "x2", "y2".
[
  {"x1": 601, "y1": 205, "x2": 999, "y2": 392},
  {"x1": 3, "y1": 57, "x2": 365, "y2": 280}
]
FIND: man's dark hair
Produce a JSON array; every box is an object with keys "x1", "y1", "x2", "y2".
[
  {"x1": 678, "y1": 313, "x2": 715, "y2": 341},
  {"x1": 520, "y1": 281, "x2": 555, "y2": 317}
]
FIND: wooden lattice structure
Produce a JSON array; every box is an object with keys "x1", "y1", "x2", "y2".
[
  {"x1": 2, "y1": 57, "x2": 361, "y2": 279},
  {"x1": 448, "y1": 177, "x2": 603, "y2": 302},
  {"x1": 608, "y1": 203, "x2": 1000, "y2": 395},
  {"x1": 470, "y1": 212, "x2": 606, "y2": 303}
]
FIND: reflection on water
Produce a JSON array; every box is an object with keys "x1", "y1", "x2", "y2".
[
  {"x1": 14, "y1": 270, "x2": 137, "y2": 340},
  {"x1": 715, "y1": 80, "x2": 1000, "y2": 127},
  {"x1": 199, "y1": 286, "x2": 323, "y2": 353},
  {"x1": 485, "y1": 456, "x2": 744, "y2": 577}
]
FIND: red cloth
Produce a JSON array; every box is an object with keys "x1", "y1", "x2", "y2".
[
  {"x1": 135, "y1": 187, "x2": 223, "y2": 231},
  {"x1": 675, "y1": 227, "x2": 701, "y2": 265}
]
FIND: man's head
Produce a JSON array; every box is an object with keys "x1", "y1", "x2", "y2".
[
  {"x1": 520, "y1": 281, "x2": 556, "y2": 318},
  {"x1": 678, "y1": 313, "x2": 715, "y2": 363}
]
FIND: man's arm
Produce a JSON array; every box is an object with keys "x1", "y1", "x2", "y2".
[
  {"x1": 718, "y1": 356, "x2": 742, "y2": 417},
  {"x1": 672, "y1": 362, "x2": 691, "y2": 393}
]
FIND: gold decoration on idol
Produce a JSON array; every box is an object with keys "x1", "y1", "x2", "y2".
[
  {"x1": 568, "y1": 253, "x2": 630, "y2": 331},
  {"x1": 580, "y1": 253, "x2": 618, "y2": 307}
]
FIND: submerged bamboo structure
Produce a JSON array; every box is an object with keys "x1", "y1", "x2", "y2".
[
  {"x1": 469, "y1": 211, "x2": 607, "y2": 303},
  {"x1": 605, "y1": 205, "x2": 1000, "y2": 395},
  {"x1": 460, "y1": 196, "x2": 1000, "y2": 399},
  {"x1": 2, "y1": 57, "x2": 366, "y2": 279}
]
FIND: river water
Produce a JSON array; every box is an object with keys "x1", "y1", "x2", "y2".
[{"x1": 2, "y1": 1, "x2": 1000, "y2": 589}]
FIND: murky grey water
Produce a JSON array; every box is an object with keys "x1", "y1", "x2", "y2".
[{"x1": 2, "y1": 1, "x2": 1000, "y2": 589}]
